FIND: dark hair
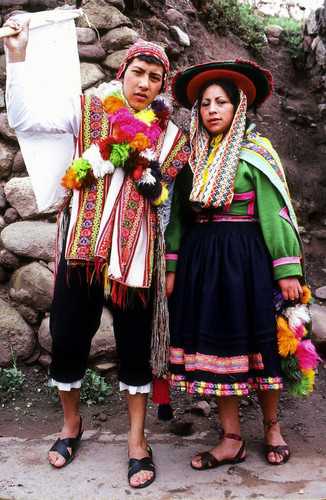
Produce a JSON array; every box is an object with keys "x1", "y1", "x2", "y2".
[
  {"x1": 198, "y1": 79, "x2": 240, "y2": 109},
  {"x1": 123, "y1": 55, "x2": 166, "y2": 92}
]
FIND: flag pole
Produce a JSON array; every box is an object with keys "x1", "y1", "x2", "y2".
[{"x1": 0, "y1": 8, "x2": 83, "y2": 38}]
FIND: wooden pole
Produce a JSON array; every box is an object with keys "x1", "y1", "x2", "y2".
[{"x1": 0, "y1": 9, "x2": 83, "y2": 39}]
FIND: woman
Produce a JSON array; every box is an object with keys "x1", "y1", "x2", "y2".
[{"x1": 165, "y1": 60, "x2": 305, "y2": 468}]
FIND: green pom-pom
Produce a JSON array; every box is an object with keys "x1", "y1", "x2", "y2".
[
  {"x1": 287, "y1": 377, "x2": 312, "y2": 397},
  {"x1": 110, "y1": 143, "x2": 130, "y2": 167},
  {"x1": 281, "y1": 355, "x2": 302, "y2": 381},
  {"x1": 72, "y1": 158, "x2": 92, "y2": 180}
]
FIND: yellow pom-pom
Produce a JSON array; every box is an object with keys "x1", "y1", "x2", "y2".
[
  {"x1": 135, "y1": 108, "x2": 156, "y2": 125},
  {"x1": 153, "y1": 185, "x2": 168, "y2": 205},
  {"x1": 301, "y1": 285, "x2": 312, "y2": 305},
  {"x1": 277, "y1": 316, "x2": 299, "y2": 357}
]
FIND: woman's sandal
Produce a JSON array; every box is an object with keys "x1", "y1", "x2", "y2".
[
  {"x1": 264, "y1": 419, "x2": 291, "y2": 466},
  {"x1": 190, "y1": 432, "x2": 246, "y2": 470},
  {"x1": 128, "y1": 445, "x2": 156, "y2": 489},
  {"x1": 48, "y1": 417, "x2": 83, "y2": 469}
]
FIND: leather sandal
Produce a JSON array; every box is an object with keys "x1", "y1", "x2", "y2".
[
  {"x1": 48, "y1": 417, "x2": 83, "y2": 469},
  {"x1": 264, "y1": 419, "x2": 291, "y2": 465},
  {"x1": 191, "y1": 432, "x2": 246, "y2": 470},
  {"x1": 128, "y1": 445, "x2": 156, "y2": 489}
]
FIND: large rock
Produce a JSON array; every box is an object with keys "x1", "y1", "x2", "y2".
[
  {"x1": 80, "y1": 62, "x2": 105, "y2": 90},
  {"x1": 4, "y1": 177, "x2": 38, "y2": 218},
  {"x1": 1, "y1": 221, "x2": 56, "y2": 261},
  {"x1": 78, "y1": 44, "x2": 106, "y2": 62},
  {"x1": 9, "y1": 262, "x2": 54, "y2": 312},
  {"x1": 78, "y1": 2, "x2": 131, "y2": 31},
  {"x1": 101, "y1": 27, "x2": 139, "y2": 52},
  {"x1": 38, "y1": 306, "x2": 117, "y2": 361},
  {"x1": 76, "y1": 27, "x2": 97, "y2": 45},
  {"x1": 4, "y1": 177, "x2": 60, "y2": 218},
  {"x1": 0, "y1": 298, "x2": 35, "y2": 366},
  {"x1": 0, "y1": 140, "x2": 16, "y2": 179},
  {"x1": 0, "y1": 112, "x2": 17, "y2": 142},
  {"x1": 311, "y1": 303, "x2": 326, "y2": 356},
  {"x1": 102, "y1": 49, "x2": 128, "y2": 71}
]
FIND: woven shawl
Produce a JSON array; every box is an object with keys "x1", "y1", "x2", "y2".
[
  {"x1": 241, "y1": 131, "x2": 305, "y2": 279},
  {"x1": 189, "y1": 90, "x2": 247, "y2": 209}
]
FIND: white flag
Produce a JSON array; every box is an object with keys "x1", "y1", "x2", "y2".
[{"x1": 6, "y1": 10, "x2": 82, "y2": 211}]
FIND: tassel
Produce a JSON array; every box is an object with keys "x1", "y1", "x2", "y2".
[{"x1": 152, "y1": 375, "x2": 173, "y2": 421}]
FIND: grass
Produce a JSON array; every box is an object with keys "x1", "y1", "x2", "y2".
[
  {"x1": 45, "y1": 368, "x2": 113, "y2": 406},
  {"x1": 0, "y1": 350, "x2": 25, "y2": 404}
]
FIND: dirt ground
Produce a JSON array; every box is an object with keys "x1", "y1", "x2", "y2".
[
  {"x1": 1, "y1": 357, "x2": 325, "y2": 464},
  {"x1": 1, "y1": 0, "x2": 326, "y2": 466}
]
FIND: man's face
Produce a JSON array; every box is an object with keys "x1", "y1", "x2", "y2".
[{"x1": 120, "y1": 57, "x2": 164, "y2": 110}]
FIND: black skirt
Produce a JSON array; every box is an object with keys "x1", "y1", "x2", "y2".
[{"x1": 169, "y1": 220, "x2": 283, "y2": 396}]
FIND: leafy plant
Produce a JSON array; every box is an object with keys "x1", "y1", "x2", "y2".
[
  {"x1": 262, "y1": 16, "x2": 305, "y2": 69},
  {"x1": 80, "y1": 369, "x2": 112, "y2": 406},
  {"x1": 201, "y1": 0, "x2": 267, "y2": 54},
  {"x1": 45, "y1": 368, "x2": 113, "y2": 406},
  {"x1": 0, "y1": 350, "x2": 25, "y2": 404}
]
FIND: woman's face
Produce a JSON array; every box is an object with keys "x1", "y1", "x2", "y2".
[{"x1": 200, "y1": 84, "x2": 235, "y2": 136}]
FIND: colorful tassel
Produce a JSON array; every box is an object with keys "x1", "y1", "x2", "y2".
[{"x1": 276, "y1": 285, "x2": 322, "y2": 397}]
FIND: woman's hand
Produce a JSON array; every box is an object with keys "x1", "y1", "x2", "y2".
[
  {"x1": 278, "y1": 277, "x2": 303, "y2": 301},
  {"x1": 4, "y1": 18, "x2": 30, "y2": 62},
  {"x1": 166, "y1": 272, "x2": 175, "y2": 299}
]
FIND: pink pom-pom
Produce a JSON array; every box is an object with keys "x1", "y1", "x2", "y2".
[
  {"x1": 294, "y1": 323, "x2": 304, "y2": 339},
  {"x1": 296, "y1": 340, "x2": 322, "y2": 371}
]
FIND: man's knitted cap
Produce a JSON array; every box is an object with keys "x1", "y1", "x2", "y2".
[{"x1": 116, "y1": 39, "x2": 170, "y2": 92}]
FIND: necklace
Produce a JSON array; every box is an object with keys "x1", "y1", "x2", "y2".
[{"x1": 61, "y1": 87, "x2": 170, "y2": 205}]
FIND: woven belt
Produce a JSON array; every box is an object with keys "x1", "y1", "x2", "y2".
[{"x1": 195, "y1": 213, "x2": 260, "y2": 223}]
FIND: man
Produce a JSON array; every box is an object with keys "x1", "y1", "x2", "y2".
[{"x1": 5, "y1": 17, "x2": 189, "y2": 488}]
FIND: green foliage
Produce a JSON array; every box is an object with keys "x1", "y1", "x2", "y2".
[
  {"x1": 80, "y1": 369, "x2": 112, "y2": 406},
  {"x1": 45, "y1": 369, "x2": 113, "y2": 406},
  {"x1": 262, "y1": 16, "x2": 301, "y2": 32},
  {"x1": 0, "y1": 351, "x2": 25, "y2": 404},
  {"x1": 263, "y1": 16, "x2": 305, "y2": 68},
  {"x1": 202, "y1": 0, "x2": 267, "y2": 54}
]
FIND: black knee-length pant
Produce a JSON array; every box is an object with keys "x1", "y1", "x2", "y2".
[{"x1": 49, "y1": 256, "x2": 153, "y2": 386}]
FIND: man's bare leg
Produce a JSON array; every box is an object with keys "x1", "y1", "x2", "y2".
[
  {"x1": 125, "y1": 391, "x2": 154, "y2": 487},
  {"x1": 48, "y1": 388, "x2": 83, "y2": 467}
]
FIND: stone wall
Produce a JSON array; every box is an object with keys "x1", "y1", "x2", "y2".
[
  {"x1": 238, "y1": 0, "x2": 324, "y2": 21},
  {"x1": 302, "y1": 0, "x2": 326, "y2": 119}
]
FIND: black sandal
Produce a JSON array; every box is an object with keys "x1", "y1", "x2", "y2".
[
  {"x1": 264, "y1": 419, "x2": 291, "y2": 465},
  {"x1": 48, "y1": 417, "x2": 83, "y2": 469},
  {"x1": 128, "y1": 445, "x2": 156, "y2": 489},
  {"x1": 191, "y1": 432, "x2": 246, "y2": 470}
]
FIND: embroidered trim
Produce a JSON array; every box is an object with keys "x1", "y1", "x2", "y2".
[
  {"x1": 273, "y1": 256, "x2": 301, "y2": 268},
  {"x1": 166, "y1": 253, "x2": 178, "y2": 260},
  {"x1": 222, "y1": 190, "x2": 256, "y2": 215}
]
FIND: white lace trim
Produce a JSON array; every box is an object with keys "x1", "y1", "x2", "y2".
[
  {"x1": 51, "y1": 379, "x2": 82, "y2": 391},
  {"x1": 119, "y1": 382, "x2": 152, "y2": 395}
]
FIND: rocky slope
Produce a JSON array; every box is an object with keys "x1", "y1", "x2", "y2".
[{"x1": 0, "y1": 0, "x2": 325, "y2": 371}]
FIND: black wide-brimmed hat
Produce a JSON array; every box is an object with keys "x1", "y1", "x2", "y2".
[{"x1": 171, "y1": 59, "x2": 273, "y2": 110}]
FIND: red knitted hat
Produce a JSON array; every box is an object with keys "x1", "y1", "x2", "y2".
[{"x1": 116, "y1": 39, "x2": 170, "y2": 93}]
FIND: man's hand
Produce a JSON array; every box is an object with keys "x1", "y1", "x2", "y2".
[
  {"x1": 166, "y1": 271, "x2": 175, "y2": 299},
  {"x1": 4, "y1": 18, "x2": 30, "y2": 63},
  {"x1": 278, "y1": 277, "x2": 303, "y2": 301}
]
